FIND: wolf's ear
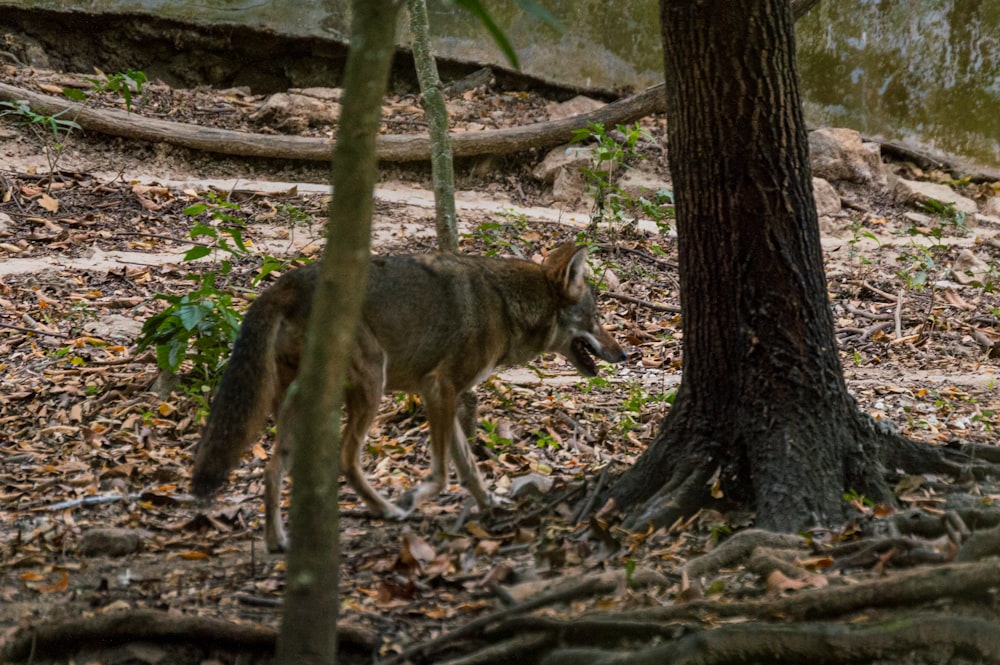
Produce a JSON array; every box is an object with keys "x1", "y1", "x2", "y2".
[{"x1": 545, "y1": 243, "x2": 588, "y2": 300}]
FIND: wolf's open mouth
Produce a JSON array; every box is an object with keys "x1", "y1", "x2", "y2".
[{"x1": 571, "y1": 337, "x2": 599, "y2": 377}]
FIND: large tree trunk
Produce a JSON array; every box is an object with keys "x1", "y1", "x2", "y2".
[
  {"x1": 275, "y1": 1, "x2": 399, "y2": 663},
  {"x1": 608, "y1": 0, "x2": 896, "y2": 532}
]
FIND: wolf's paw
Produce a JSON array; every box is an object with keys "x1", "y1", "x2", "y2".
[
  {"x1": 266, "y1": 532, "x2": 289, "y2": 554},
  {"x1": 486, "y1": 492, "x2": 514, "y2": 509},
  {"x1": 384, "y1": 498, "x2": 413, "y2": 521}
]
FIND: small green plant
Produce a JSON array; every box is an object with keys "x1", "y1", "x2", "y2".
[
  {"x1": 481, "y1": 419, "x2": 513, "y2": 450},
  {"x1": 624, "y1": 557, "x2": 637, "y2": 587},
  {"x1": 843, "y1": 488, "x2": 874, "y2": 507},
  {"x1": 533, "y1": 429, "x2": 560, "y2": 450},
  {"x1": 972, "y1": 410, "x2": 995, "y2": 432},
  {"x1": 0, "y1": 99, "x2": 81, "y2": 180},
  {"x1": 708, "y1": 522, "x2": 732, "y2": 546},
  {"x1": 0, "y1": 99, "x2": 81, "y2": 137},
  {"x1": 615, "y1": 413, "x2": 638, "y2": 435},
  {"x1": 894, "y1": 243, "x2": 937, "y2": 290},
  {"x1": 916, "y1": 197, "x2": 967, "y2": 235},
  {"x1": 137, "y1": 196, "x2": 254, "y2": 396},
  {"x1": 570, "y1": 121, "x2": 674, "y2": 235},
  {"x1": 622, "y1": 381, "x2": 647, "y2": 413},
  {"x1": 465, "y1": 210, "x2": 530, "y2": 256},
  {"x1": 846, "y1": 221, "x2": 878, "y2": 266},
  {"x1": 63, "y1": 69, "x2": 148, "y2": 113},
  {"x1": 0, "y1": 70, "x2": 146, "y2": 185},
  {"x1": 581, "y1": 375, "x2": 610, "y2": 393}
]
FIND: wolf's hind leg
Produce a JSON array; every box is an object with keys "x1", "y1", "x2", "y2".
[
  {"x1": 342, "y1": 338, "x2": 404, "y2": 520},
  {"x1": 265, "y1": 402, "x2": 292, "y2": 553}
]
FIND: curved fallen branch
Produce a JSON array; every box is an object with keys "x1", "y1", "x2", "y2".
[
  {"x1": 0, "y1": 81, "x2": 663, "y2": 163},
  {"x1": 0, "y1": 609, "x2": 376, "y2": 663}
]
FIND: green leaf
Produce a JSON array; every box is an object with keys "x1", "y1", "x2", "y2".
[
  {"x1": 188, "y1": 222, "x2": 217, "y2": 239},
  {"x1": 62, "y1": 87, "x2": 88, "y2": 101},
  {"x1": 183, "y1": 203, "x2": 210, "y2": 216},
  {"x1": 183, "y1": 245, "x2": 212, "y2": 262},
  {"x1": 226, "y1": 227, "x2": 249, "y2": 253},
  {"x1": 177, "y1": 303, "x2": 208, "y2": 330}
]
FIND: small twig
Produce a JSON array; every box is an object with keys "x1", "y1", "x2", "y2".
[
  {"x1": 38, "y1": 493, "x2": 141, "y2": 512},
  {"x1": 605, "y1": 291, "x2": 681, "y2": 313},
  {"x1": 118, "y1": 231, "x2": 193, "y2": 245},
  {"x1": 861, "y1": 281, "x2": 898, "y2": 302},
  {"x1": 841, "y1": 197, "x2": 871, "y2": 213},
  {"x1": 894, "y1": 289, "x2": 904, "y2": 340},
  {"x1": 596, "y1": 243, "x2": 679, "y2": 271},
  {"x1": 0, "y1": 321, "x2": 72, "y2": 338},
  {"x1": 860, "y1": 321, "x2": 894, "y2": 341},
  {"x1": 572, "y1": 465, "x2": 611, "y2": 524},
  {"x1": 235, "y1": 593, "x2": 282, "y2": 608},
  {"x1": 843, "y1": 303, "x2": 894, "y2": 321}
]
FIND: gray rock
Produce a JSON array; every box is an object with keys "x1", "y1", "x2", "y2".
[
  {"x1": 618, "y1": 169, "x2": 671, "y2": 199},
  {"x1": 809, "y1": 128, "x2": 886, "y2": 188},
  {"x1": 551, "y1": 166, "x2": 588, "y2": 205},
  {"x1": 533, "y1": 143, "x2": 595, "y2": 183},
  {"x1": 250, "y1": 92, "x2": 339, "y2": 131},
  {"x1": 83, "y1": 314, "x2": 143, "y2": 343},
  {"x1": 78, "y1": 527, "x2": 143, "y2": 557},
  {"x1": 892, "y1": 178, "x2": 977, "y2": 215},
  {"x1": 951, "y1": 250, "x2": 990, "y2": 285},
  {"x1": 812, "y1": 177, "x2": 842, "y2": 216},
  {"x1": 982, "y1": 195, "x2": 1000, "y2": 218},
  {"x1": 903, "y1": 211, "x2": 934, "y2": 226},
  {"x1": 510, "y1": 473, "x2": 554, "y2": 498},
  {"x1": 546, "y1": 95, "x2": 605, "y2": 120},
  {"x1": 293, "y1": 86, "x2": 343, "y2": 102}
]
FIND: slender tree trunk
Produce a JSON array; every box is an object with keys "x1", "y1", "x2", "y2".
[
  {"x1": 408, "y1": 0, "x2": 459, "y2": 252},
  {"x1": 276, "y1": 1, "x2": 400, "y2": 663},
  {"x1": 608, "y1": 0, "x2": 896, "y2": 532}
]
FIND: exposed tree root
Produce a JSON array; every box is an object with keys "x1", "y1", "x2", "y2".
[
  {"x1": 885, "y1": 435, "x2": 1000, "y2": 481},
  {"x1": 679, "y1": 528, "x2": 806, "y2": 579},
  {"x1": 393, "y1": 558, "x2": 1000, "y2": 665},
  {"x1": 538, "y1": 615, "x2": 1000, "y2": 665},
  {"x1": 0, "y1": 609, "x2": 376, "y2": 663}
]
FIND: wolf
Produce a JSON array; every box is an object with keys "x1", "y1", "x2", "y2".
[{"x1": 190, "y1": 242, "x2": 626, "y2": 551}]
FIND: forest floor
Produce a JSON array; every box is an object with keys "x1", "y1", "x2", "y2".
[{"x1": 1, "y1": 54, "x2": 1000, "y2": 665}]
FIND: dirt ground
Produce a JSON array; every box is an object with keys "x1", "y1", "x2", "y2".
[{"x1": 1, "y1": 44, "x2": 1000, "y2": 665}]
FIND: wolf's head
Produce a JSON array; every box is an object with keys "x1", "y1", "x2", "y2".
[{"x1": 543, "y1": 243, "x2": 627, "y2": 377}]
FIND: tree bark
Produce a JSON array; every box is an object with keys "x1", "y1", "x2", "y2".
[
  {"x1": 275, "y1": 1, "x2": 400, "y2": 663},
  {"x1": 408, "y1": 0, "x2": 459, "y2": 252},
  {"x1": 608, "y1": 0, "x2": 896, "y2": 532}
]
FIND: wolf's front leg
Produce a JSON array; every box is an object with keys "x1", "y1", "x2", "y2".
[
  {"x1": 447, "y1": 414, "x2": 506, "y2": 511},
  {"x1": 396, "y1": 385, "x2": 456, "y2": 515}
]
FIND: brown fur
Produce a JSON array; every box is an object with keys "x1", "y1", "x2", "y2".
[{"x1": 191, "y1": 243, "x2": 626, "y2": 551}]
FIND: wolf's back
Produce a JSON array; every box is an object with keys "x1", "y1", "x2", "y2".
[{"x1": 190, "y1": 265, "x2": 316, "y2": 499}]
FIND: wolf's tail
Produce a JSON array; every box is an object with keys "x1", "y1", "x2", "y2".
[{"x1": 190, "y1": 288, "x2": 285, "y2": 500}]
